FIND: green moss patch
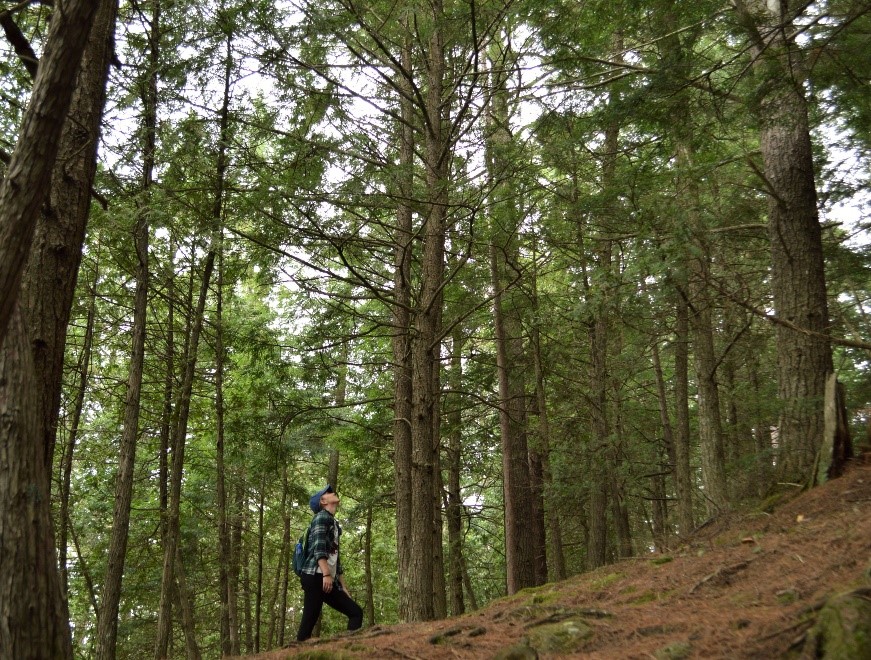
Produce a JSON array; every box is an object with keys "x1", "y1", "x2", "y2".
[{"x1": 527, "y1": 619, "x2": 594, "y2": 653}]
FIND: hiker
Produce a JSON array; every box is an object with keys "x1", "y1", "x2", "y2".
[{"x1": 296, "y1": 485, "x2": 364, "y2": 641}]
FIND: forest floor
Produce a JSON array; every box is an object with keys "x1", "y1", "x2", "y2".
[{"x1": 241, "y1": 454, "x2": 871, "y2": 659}]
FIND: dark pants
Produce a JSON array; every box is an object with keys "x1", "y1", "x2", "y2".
[{"x1": 296, "y1": 573, "x2": 364, "y2": 641}]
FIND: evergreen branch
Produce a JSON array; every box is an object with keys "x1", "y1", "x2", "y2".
[
  {"x1": 713, "y1": 278, "x2": 871, "y2": 353},
  {"x1": 0, "y1": 7, "x2": 39, "y2": 79}
]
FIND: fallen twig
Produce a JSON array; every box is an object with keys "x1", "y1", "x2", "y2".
[{"x1": 689, "y1": 560, "x2": 751, "y2": 594}]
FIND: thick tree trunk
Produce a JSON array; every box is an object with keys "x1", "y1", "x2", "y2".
[
  {"x1": 0, "y1": 310, "x2": 72, "y2": 658},
  {"x1": 490, "y1": 251, "x2": 536, "y2": 588},
  {"x1": 432, "y1": 418, "x2": 447, "y2": 619},
  {"x1": 405, "y1": 0, "x2": 449, "y2": 619},
  {"x1": 0, "y1": 0, "x2": 100, "y2": 348},
  {"x1": 733, "y1": 0, "x2": 833, "y2": 485},
  {"x1": 21, "y1": 0, "x2": 118, "y2": 474},
  {"x1": 392, "y1": 27, "x2": 415, "y2": 623},
  {"x1": 689, "y1": 238, "x2": 729, "y2": 514},
  {"x1": 172, "y1": 549, "x2": 200, "y2": 660},
  {"x1": 0, "y1": 2, "x2": 113, "y2": 656}
]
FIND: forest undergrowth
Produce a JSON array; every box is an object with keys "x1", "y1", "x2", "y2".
[{"x1": 241, "y1": 454, "x2": 871, "y2": 659}]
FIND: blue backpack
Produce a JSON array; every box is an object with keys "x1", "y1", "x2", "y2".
[{"x1": 293, "y1": 523, "x2": 312, "y2": 577}]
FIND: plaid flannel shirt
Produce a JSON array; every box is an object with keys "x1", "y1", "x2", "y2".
[{"x1": 299, "y1": 509, "x2": 343, "y2": 577}]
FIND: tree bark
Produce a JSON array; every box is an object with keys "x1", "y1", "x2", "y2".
[
  {"x1": 530, "y1": 288, "x2": 566, "y2": 581},
  {"x1": 255, "y1": 482, "x2": 265, "y2": 652},
  {"x1": 406, "y1": 0, "x2": 449, "y2": 619},
  {"x1": 672, "y1": 287, "x2": 695, "y2": 534},
  {"x1": 228, "y1": 470, "x2": 245, "y2": 654},
  {"x1": 486, "y1": 35, "x2": 537, "y2": 593},
  {"x1": 216, "y1": 243, "x2": 233, "y2": 655},
  {"x1": 392, "y1": 25, "x2": 415, "y2": 624},
  {"x1": 276, "y1": 466, "x2": 291, "y2": 645},
  {"x1": 363, "y1": 505, "x2": 376, "y2": 626},
  {"x1": 585, "y1": 59, "x2": 623, "y2": 569},
  {"x1": 0, "y1": 1, "x2": 113, "y2": 656},
  {"x1": 0, "y1": 309, "x2": 72, "y2": 658},
  {"x1": 21, "y1": 0, "x2": 117, "y2": 475},
  {"x1": 154, "y1": 244, "x2": 214, "y2": 658},
  {"x1": 58, "y1": 258, "x2": 98, "y2": 599},
  {"x1": 155, "y1": 17, "x2": 233, "y2": 655},
  {"x1": 95, "y1": 2, "x2": 153, "y2": 654},
  {"x1": 732, "y1": 0, "x2": 834, "y2": 485},
  {"x1": 0, "y1": 0, "x2": 100, "y2": 348},
  {"x1": 446, "y1": 331, "x2": 465, "y2": 616}
]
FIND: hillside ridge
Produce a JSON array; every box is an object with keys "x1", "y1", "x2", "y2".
[{"x1": 245, "y1": 455, "x2": 871, "y2": 659}]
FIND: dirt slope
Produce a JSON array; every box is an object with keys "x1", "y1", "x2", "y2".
[{"x1": 243, "y1": 455, "x2": 871, "y2": 659}]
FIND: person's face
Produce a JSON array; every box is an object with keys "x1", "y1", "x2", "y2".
[{"x1": 321, "y1": 494, "x2": 340, "y2": 512}]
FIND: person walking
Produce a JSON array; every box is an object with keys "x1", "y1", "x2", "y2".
[{"x1": 296, "y1": 485, "x2": 363, "y2": 641}]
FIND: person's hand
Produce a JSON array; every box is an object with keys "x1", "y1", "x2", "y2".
[{"x1": 322, "y1": 575, "x2": 333, "y2": 593}]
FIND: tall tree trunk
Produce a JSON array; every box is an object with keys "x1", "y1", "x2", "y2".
[
  {"x1": 585, "y1": 78, "x2": 622, "y2": 571},
  {"x1": 446, "y1": 331, "x2": 465, "y2": 616},
  {"x1": 159, "y1": 243, "x2": 175, "y2": 544},
  {"x1": 392, "y1": 26, "x2": 416, "y2": 624},
  {"x1": 27, "y1": 0, "x2": 116, "y2": 474},
  {"x1": 173, "y1": 548, "x2": 200, "y2": 660},
  {"x1": 271, "y1": 464, "x2": 291, "y2": 647},
  {"x1": 431, "y1": 414, "x2": 447, "y2": 619},
  {"x1": 490, "y1": 248, "x2": 536, "y2": 587},
  {"x1": 96, "y1": 2, "x2": 156, "y2": 654},
  {"x1": 59, "y1": 257, "x2": 98, "y2": 598},
  {"x1": 651, "y1": 336, "x2": 678, "y2": 549},
  {"x1": 688, "y1": 227, "x2": 729, "y2": 514},
  {"x1": 406, "y1": 0, "x2": 449, "y2": 619},
  {"x1": 154, "y1": 246, "x2": 214, "y2": 659},
  {"x1": 530, "y1": 270, "x2": 566, "y2": 581},
  {"x1": 254, "y1": 482, "x2": 265, "y2": 652},
  {"x1": 363, "y1": 504, "x2": 375, "y2": 626},
  {"x1": 486, "y1": 36, "x2": 537, "y2": 593},
  {"x1": 0, "y1": 2, "x2": 113, "y2": 656},
  {"x1": 95, "y1": 146, "x2": 150, "y2": 660},
  {"x1": 228, "y1": 471, "x2": 245, "y2": 654},
  {"x1": 0, "y1": 311, "x2": 72, "y2": 658},
  {"x1": 216, "y1": 243, "x2": 232, "y2": 656},
  {"x1": 155, "y1": 19, "x2": 233, "y2": 655},
  {"x1": 673, "y1": 287, "x2": 695, "y2": 535},
  {"x1": 732, "y1": 0, "x2": 833, "y2": 485},
  {"x1": 0, "y1": 0, "x2": 99, "y2": 347}
]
